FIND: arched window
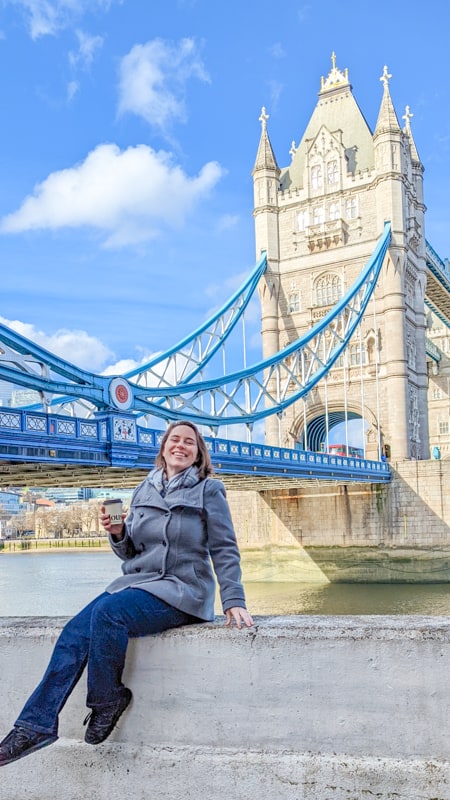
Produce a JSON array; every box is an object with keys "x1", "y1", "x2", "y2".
[
  {"x1": 327, "y1": 160, "x2": 338, "y2": 185},
  {"x1": 315, "y1": 273, "x2": 342, "y2": 307},
  {"x1": 288, "y1": 292, "x2": 300, "y2": 313},
  {"x1": 311, "y1": 165, "x2": 322, "y2": 190}
]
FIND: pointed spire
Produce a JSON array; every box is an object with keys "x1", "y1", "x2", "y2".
[
  {"x1": 402, "y1": 105, "x2": 420, "y2": 162},
  {"x1": 319, "y1": 52, "x2": 350, "y2": 95},
  {"x1": 374, "y1": 65, "x2": 401, "y2": 134},
  {"x1": 253, "y1": 106, "x2": 279, "y2": 173}
]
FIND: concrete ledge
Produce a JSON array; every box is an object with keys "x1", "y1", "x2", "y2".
[
  {"x1": 3, "y1": 742, "x2": 450, "y2": 800},
  {"x1": 1, "y1": 616, "x2": 450, "y2": 798}
]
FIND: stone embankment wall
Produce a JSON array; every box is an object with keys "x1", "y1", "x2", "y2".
[
  {"x1": 229, "y1": 459, "x2": 450, "y2": 582},
  {"x1": 1, "y1": 616, "x2": 450, "y2": 799}
]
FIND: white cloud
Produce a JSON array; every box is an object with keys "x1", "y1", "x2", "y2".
[
  {"x1": 15, "y1": 0, "x2": 60, "y2": 38},
  {"x1": 0, "y1": 315, "x2": 164, "y2": 376},
  {"x1": 67, "y1": 79, "x2": 79, "y2": 101},
  {"x1": 102, "y1": 357, "x2": 152, "y2": 376},
  {"x1": 269, "y1": 42, "x2": 285, "y2": 59},
  {"x1": 0, "y1": 315, "x2": 113, "y2": 371},
  {"x1": 10, "y1": 0, "x2": 120, "y2": 39},
  {"x1": 216, "y1": 213, "x2": 239, "y2": 232},
  {"x1": 69, "y1": 28, "x2": 104, "y2": 69},
  {"x1": 0, "y1": 142, "x2": 224, "y2": 247},
  {"x1": 297, "y1": 5, "x2": 311, "y2": 23},
  {"x1": 204, "y1": 269, "x2": 249, "y2": 302},
  {"x1": 66, "y1": 29, "x2": 103, "y2": 99},
  {"x1": 268, "y1": 79, "x2": 283, "y2": 111},
  {"x1": 118, "y1": 37, "x2": 210, "y2": 130}
]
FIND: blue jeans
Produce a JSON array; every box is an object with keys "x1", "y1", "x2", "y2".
[{"x1": 16, "y1": 589, "x2": 198, "y2": 736}]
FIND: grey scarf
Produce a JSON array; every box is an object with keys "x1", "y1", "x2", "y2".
[{"x1": 147, "y1": 466, "x2": 201, "y2": 497}]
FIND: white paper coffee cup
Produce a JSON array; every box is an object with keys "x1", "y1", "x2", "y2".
[{"x1": 103, "y1": 498, "x2": 123, "y2": 525}]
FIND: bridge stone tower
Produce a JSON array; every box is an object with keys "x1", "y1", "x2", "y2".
[{"x1": 253, "y1": 55, "x2": 429, "y2": 460}]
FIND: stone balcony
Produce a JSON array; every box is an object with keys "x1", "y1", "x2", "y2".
[{"x1": 306, "y1": 218, "x2": 349, "y2": 252}]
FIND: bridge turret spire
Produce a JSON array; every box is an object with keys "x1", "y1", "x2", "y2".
[
  {"x1": 374, "y1": 65, "x2": 401, "y2": 134},
  {"x1": 253, "y1": 106, "x2": 279, "y2": 173},
  {"x1": 402, "y1": 104, "x2": 421, "y2": 162}
]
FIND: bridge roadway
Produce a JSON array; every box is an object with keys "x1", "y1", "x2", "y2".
[{"x1": 0, "y1": 408, "x2": 389, "y2": 489}]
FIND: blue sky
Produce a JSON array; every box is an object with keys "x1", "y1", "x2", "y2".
[{"x1": 0, "y1": 0, "x2": 449, "y2": 379}]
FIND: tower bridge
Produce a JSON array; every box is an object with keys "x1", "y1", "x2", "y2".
[
  {"x1": 0, "y1": 56, "x2": 449, "y2": 488},
  {"x1": 253, "y1": 56, "x2": 450, "y2": 462}
]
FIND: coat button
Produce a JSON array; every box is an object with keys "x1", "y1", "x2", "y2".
[
  {"x1": 136, "y1": 567, "x2": 141, "y2": 573},
  {"x1": 158, "y1": 569, "x2": 163, "y2": 574},
  {"x1": 139, "y1": 512, "x2": 144, "y2": 517},
  {"x1": 162, "y1": 540, "x2": 167, "y2": 547}
]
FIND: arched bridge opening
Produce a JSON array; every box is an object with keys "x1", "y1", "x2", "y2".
[{"x1": 297, "y1": 410, "x2": 366, "y2": 456}]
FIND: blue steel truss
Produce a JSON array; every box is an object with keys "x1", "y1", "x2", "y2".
[
  {"x1": 0, "y1": 253, "x2": 267, "y2": 415},
  {"x1": 40, "y1": 250, "x2": 268, "y2": 415},
  {"x1": 129, "y1": 223, "x2": 391, "y2": 426},
  {"x1": 0, "y1": 223, "x2": 391, "y2": 429},
  {"x1": 126, "y1": 251, "x2": 267, "y2": 385}
]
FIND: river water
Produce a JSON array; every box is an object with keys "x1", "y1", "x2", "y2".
[{"x1": 1, "y1": 551, "x2": 450, "y2": 616}]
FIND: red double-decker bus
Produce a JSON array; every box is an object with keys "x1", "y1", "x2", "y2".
[{"x1": 325, "y1": 444, "x2": 364, "y2": 458}]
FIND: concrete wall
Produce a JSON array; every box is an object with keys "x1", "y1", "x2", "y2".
[
  {"x1": 229, "y1": 459, "x2": 450, "y2": 582},
  {"x1": 1, "y1": 616, "x2": 450, "y2": 799}
]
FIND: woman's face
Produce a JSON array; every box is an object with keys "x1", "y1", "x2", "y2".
[{"x1": 163, "y1": 425, "x2": 199, "y2": 478}]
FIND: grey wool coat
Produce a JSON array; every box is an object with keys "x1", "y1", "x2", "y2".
[{"x1": 106, "y1": 467, "x2": 247, "y2": 621}]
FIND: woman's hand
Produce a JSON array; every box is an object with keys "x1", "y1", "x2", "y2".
[
  {"x1": 100, "y1": 506, "x2": 126, "y2": 541},
  {"x1": 225, "y1": 607, "x2": 254, "y2": 629}
]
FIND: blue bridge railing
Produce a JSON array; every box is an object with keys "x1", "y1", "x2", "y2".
[{"x1": 0, "y1": 408, "x2": 390, "y2": 483}]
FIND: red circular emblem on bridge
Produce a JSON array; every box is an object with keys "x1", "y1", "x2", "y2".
[
  {"x1": 109, "y1": 378, "x2": 133, "y2": 411},
  {"x1": 115, "y1": 384, "x2": 129, "y2": 404}
]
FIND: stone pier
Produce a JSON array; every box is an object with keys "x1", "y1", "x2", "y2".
[
  {"x1": 1, "y1": 615, "x2": 449, "y2": 799},
  {"x1": 229, "y1": 459, "x2": 450, "y2": 582}
]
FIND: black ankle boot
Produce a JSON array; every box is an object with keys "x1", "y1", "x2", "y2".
[
  {"x1": 84, "y1": 688, "x2": 132, "y2": 745},
  {"x1": 0, "y1": 726, "x2": 57, "y2": 767}
]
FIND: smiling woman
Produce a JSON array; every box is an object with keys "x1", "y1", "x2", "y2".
[{"x1": 0, "y1": 420, "x2": 253, "y2": 768}]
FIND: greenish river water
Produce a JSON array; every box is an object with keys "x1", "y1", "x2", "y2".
[{"x1": 1, "y1": 551, "x2": 450, "y2": 617}]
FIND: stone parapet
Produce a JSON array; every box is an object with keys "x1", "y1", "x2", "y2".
[{"x1": 1, "y1": 616, "x2": 449, "y2": 798}]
